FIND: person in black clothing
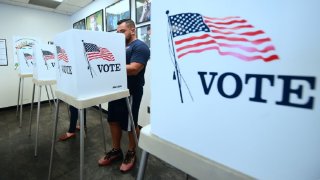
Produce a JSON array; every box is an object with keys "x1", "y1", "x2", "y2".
[{"x1": 58, "y1": 105, "x2": 87, "y2": 141}]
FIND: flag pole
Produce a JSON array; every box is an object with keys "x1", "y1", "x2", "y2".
[
  {"x1": 41, "y1": 49, "x2": 49, "y2": 70},
  {"x1": 166, "y1": 10, "x2": 184, "y2": 103},
  {"x1": 24, "y1": 53, "x2": 29, "y2": 67},
  {"x1": 56, "y1": 47, "x2": 61, "y2": 77},
  {"x1": 82, "y1": 40, "x2": 94, "y2": 78}
]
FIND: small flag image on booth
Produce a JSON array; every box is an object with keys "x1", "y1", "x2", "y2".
[
  {"x1": 83, "y1": 42, "x2": 115, "y2": 62},
  {"x1": 17, "y1": 48, "x2": 34, "y2": 75},
  {"x1": 32, "y1": 44, "x2": 57, "y2": 81}
]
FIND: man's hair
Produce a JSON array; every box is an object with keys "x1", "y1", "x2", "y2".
[{"x1": 117, "y1": 19, "x2": 136, "y2": 28}]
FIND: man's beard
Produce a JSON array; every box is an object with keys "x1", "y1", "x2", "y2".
[{"x1": 125, "y1": 37, "x2": 132, "y2": 45}]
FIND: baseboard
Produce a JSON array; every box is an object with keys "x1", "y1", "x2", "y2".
[
  {"x1": 0, "y1": 101, "x2": 109, "y2": 115},
  {"x1": 0, "y1": 100, "x2": 53, "y2": 112}
]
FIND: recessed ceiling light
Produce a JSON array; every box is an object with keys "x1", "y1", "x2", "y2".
[
  {"x1": 52, "y1": 0, "x2": 63, "y2": 2},
  {"x1": 29, "y1": 0, "x2": 62, "y2": 9}
]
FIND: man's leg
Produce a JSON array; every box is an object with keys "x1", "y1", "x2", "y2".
[
  {"x1": 120, "y1": 127, "x2": 140, "y2": 172},
  {"x1": 109, "y1": 122, "x2": 122, "y2": 149},
  {"x1": 128, "y1": 127, "x2": 140, "y2": 151},
  {"x1": 98, "y1": 121, "x2": 124, "y2": 166}
]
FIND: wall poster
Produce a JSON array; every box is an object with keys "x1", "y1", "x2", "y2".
[
  {"x1": 105, "y1": 0, "x2": 130, "y2": 32},
  {"x1": 0, "y1": 39, "x2": 8, "y2": 66}
]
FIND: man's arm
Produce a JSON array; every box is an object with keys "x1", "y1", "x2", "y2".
[{"x1": 126, "y1": 62, "x2": 145, "y2": 76}]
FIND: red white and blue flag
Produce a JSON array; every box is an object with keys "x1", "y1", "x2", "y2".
[
  {"x1": 83, "y1": 42, "x2": 115, "y2": 61},
  {"x1": 42, "y1": 50, "x2": 55, "y2": 61},
  {"x1": 56, "y1": 46, "x2": 69, "y2": 62},
  {"x1": 23, "y1": 53, "x2": 33, "y2": 60},
  {"x1": 168, "y1": 13, "x2": 279, "y2": 62}
]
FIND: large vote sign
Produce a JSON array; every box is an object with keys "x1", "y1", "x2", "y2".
[
  {"x1": 33, "y1": 44, "x2": 57, "y2": 81},
  {"x1": 151, "y1": 0, "x2": 320, "y2": 179},
  {"x1": 17, "y1": 47, "x2": 34, "y2": 75},
  {"x1": 54, "y1": 29, "x2": 127, "y2": 99}
]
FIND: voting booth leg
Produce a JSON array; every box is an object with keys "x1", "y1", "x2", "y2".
[
  {"x1": 48, "y1": 99, "x2": 60, "y2": 180},
  {"x1": 16, "y1": 77, "x2": 22, "y2": 118},
  {"x1": 136, "y1": 150, "x2": 149, "y2": 180},
  {"x1": 19, "y1": 78, "x2": 25, "y2": 128},
  {"x1": 34, "y1": 85, "x2": 42, "y2": 157},
  {"x1": 99, "y1": 104, "x2": 107, "y2": 154},
  {"x1": 45, "y1": 85, "x2": 52, "y2": 109},
  {"x1": 125, "y1": 97, "x2": 139, "y2": 145},
  {"x1": 49, "y1": 85, "x2": 56, "y2": 106},
  {"x1": 28, "y1": 83, "x2": 36, "y2": 136},
  {"x1": 79, "y1": 109, "x2": 85, "y2": 180}
]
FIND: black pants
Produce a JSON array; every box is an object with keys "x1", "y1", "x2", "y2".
[
  {"x1": 108, "y1": 87, "x2": 143, "y2": 131},
  {"x1": 68, "y1": 105, "x2": 87, "y2": 133}
]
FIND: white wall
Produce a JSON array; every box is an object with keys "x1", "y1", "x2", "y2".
[
  {"x1": 0, "y1": 3, "x2": 70, "y2": 108},
  {"x1": 71, "y1": 0, "x2": 151, "y2": 126}
]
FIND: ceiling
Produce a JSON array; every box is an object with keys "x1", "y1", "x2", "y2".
[{"x1": 0, "y1": 0, "x2": 93, "y2": 15}]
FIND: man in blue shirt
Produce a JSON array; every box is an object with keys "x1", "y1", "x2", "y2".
[{"x1": 98, "y1": 19, "x2": 150, "y2": 172}]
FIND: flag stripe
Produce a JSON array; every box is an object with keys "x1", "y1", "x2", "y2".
[
  {"x1": 177, "y1": 45, "x2": 279, "y2": 62},
  {"x1": 207, "y1": 24, "x2": 254, "y2": 30},
  {"x1": 176, "y1": 38, "x2": 276, "y2": 54},
  {"x1": 203, "y1": 16, "x2": 241, "y2": 21},
  {"x1": 43, "y1": 55, "x2": 55, "y2": 61},
  {"x1": 213, "y1": 19, "x2": 248, "y2": 25},
  {"x1": 175, "y1": 34, "x2": 271, "y2": 46}
]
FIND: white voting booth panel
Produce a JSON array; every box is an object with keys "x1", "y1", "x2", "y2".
[
  {"x1": 150, "y1": 0, "x2": 320, "y2": 179},
  {"x1": 54, "y1": 29, "x2": 127, "y2": 99},
  {"x1": 13, "y1": 36, "x2": 41, "y2": 70},
  {"x1": 33, "y1": 44, "x2": 57, "y2": 81},
  {"x1": 17, "y1": 48, "x2": 35, "y2": 75}
]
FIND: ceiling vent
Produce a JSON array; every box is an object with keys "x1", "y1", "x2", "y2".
[{"x1": 28, "y1": 0, "x2": 61, "y2": 9}]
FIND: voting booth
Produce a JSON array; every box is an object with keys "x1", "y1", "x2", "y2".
[
  {"x1": 54, "y1": 29, "x2": 127, "y2": 99},
  {"x1": 16, "y1": 47, "x2": 35, "y2": 127},
  {"x1": 13, "y1": 36, "x2": 40, "y2": 70},
  {"x1": 29, "y1": 44, "x2": 57, "y2": 157},
  {"x1": 32, "y1": 44, "x2": 57, "y2": 81},
  {"x1": 48, "y1": 29, "x2": 135, "y2": 180},
  {"x1": 138, "y1": 0, "x2": 320, "y2": 180}
]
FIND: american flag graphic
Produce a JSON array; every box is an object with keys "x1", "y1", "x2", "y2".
[
  {"x1": 42, "y1": 50, "x2": 55, "y2": 61},
  {"x1": 169, "y1": 13, "x2": 279, "y2": 62},
  {"x1": 56, "y1": 46, "x2": 69, "y2": 62},
  {"x1": 24, "y1": 53, "x2": 33, "y2": 60},
  {"x1": 83, "y1": 42, "x2": 115, "y2": 61}
]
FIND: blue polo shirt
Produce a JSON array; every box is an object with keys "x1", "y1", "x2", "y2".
[{"x1": 126, "y1": 39, "x2": 150, "y2": 92}]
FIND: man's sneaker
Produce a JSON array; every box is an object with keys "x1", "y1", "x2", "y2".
[
  {"x1": 98, "y1": 148, "x2": 123, "y2": 166},
  {"x1": 120, "y1": 150, "x2": 136, "y2": 172}
]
